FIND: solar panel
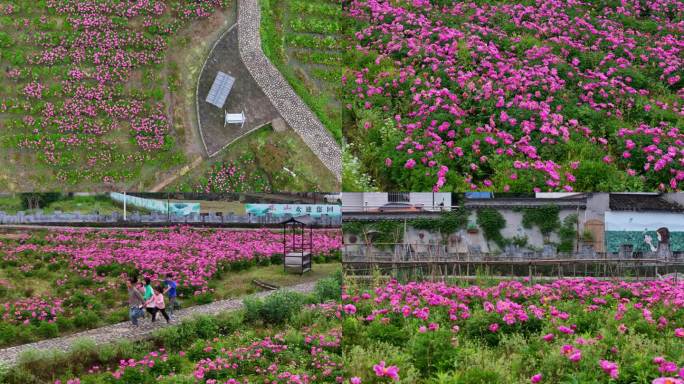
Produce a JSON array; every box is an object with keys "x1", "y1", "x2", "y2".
[{"x1": 206, "y1": 72, "x2": 235, "y2": 108}]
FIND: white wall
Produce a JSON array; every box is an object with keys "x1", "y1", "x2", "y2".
[
  {"x1": 341, "y1": 192, "x2": 451, "y2": 211},
  {"x1": 363, "y1": 193, "x2": 389, "y2": 209},
  {"x1": 341, "y1": 193, "x2": 365, "y2": 212},
  {"x1": 466, "y1": 208, "x2": 582, "y2": 252},
  {"x1": 605, "y1": 211, "x2": 684, "y2": 231},
  {"x1": 585, "y1": 193, "x2": 610, "y2": 221},
  {"x1": 662, "y1": 193, "x2": 684, "y2": 207}
]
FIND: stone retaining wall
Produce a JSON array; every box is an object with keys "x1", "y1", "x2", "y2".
[{"x1": 237, "y1": 0, "x2": 342, "y2": 180}]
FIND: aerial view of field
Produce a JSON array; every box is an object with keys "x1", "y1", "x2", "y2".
[
  {"x1": 342, "y1": 0, "x2": 684, "y2": 192},
  {"x1": 0, "y1": 0, "x2": 341, "y2": 192}
]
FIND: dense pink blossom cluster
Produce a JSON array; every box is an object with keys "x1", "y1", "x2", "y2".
[
  {"x1": 0, "y1": 296, "x2": 64, "y2": 325},
  {"x1": 57, "y1": 305, "x2": 343, "y2": 383},
  {"x1": 192, "y1": 329, "x2": 343, "y2": 383},
  {"x1": 4, "y1": 228, "x2": 341, "y2": 293},
  {"x1": 345, "y1": 0, "x2": 684, "y2": 190},
  {"x1": 343, "y1": 277, "x2": 684, "y2": 381},
  {"x1": 198, "y1": 157, "x2": 271, "y2": 193}
]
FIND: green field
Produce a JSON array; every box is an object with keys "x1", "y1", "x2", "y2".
[{"x1": 260, "y1": 0, "x2": 343, "y2": 143}]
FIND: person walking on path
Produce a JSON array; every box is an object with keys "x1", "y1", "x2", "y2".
[
  {"x1": 143, "y1": 277, "x2": 156, "y2": 320},
  {"x1": 163, "y1": 273, "x2": 178, "y2": 317},
  {"x1": 126, "y1": 276, "x2": 145, "y2": 327},
  {"x1": 144, "y1": 285, "x2": 171, "y2": 323}
]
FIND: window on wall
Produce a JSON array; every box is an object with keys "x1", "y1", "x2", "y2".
[{"x1": 388, "y1": 193, "x2": 410, "y2": 203}]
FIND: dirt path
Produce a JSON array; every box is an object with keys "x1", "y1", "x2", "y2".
[
  {"x1": 0, "y1": 281, "x2": 318, "y2": 367},
  {"x1": 149, "y1": 155, "x2": 204, "y2": 192}
]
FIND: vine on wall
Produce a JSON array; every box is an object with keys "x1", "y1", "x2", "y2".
[
  {"x1": 342, "y1": 220, "x2": 403, "y2": 244},
  {"x1": 476, "y1": 208, "x2": 506, "y2": 248},
  {"x1": 558, "y1": 214, "x2": 578, "y2": 252},
  {"x1": 521, "y1": 205, "x2": 561, "y2": 236},
  {"x1": 343, "y1": 209, "x2": 469, "y2": 244},
  {"x1": 409, "y1": 208, "x2": 468, "y2": 234}
]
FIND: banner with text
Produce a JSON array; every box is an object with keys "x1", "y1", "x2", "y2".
[{"x1": 245, "y1": 204, "x2": 341, "y2": 217}]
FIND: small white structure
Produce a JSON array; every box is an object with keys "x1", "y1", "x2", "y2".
[
  {"x1": 224, "y1": 110, "x2": 246, "y2": 129},
  {"x1": 341, "y1": 192, "x2": 452, "y2": 212}
]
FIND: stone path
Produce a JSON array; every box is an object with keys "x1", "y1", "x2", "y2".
[
  {"x1": 237, "y1": 0, "x2": 342, "y2": 181},
  {"x1": 0, "y1": 281, "x2": 317, "y2": 367}
]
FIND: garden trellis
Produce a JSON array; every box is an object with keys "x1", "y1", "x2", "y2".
[{"x1": 282, "y1": 216, "x2": 314, "y2": 274}]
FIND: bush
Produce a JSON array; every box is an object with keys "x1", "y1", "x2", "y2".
[
  {"x1": 158, "y1": 375, "x2": 195, "y2": 384},
  {"x1": 366, "y1": 320, "x2": 410, "y2": 347},
  {"x1": 0, "y1": 368, "x2": 40, "y2": 384},
  {"x1": 214, "y1": 311, "x2": 244, "y2": 335},
  {"x1": 410, "y1": 329, "x2": 459, "y2": 375},
  {"x1": 73, "y1": 309, "x2": 101, "y2": 329},
  {"x1": 314, "y1": 275, "x2": 341, "y2": 302},
  {"x1": 244, "y1": 291, "x2": 304, "y2": 325},
  {"x1": 455, "y1": 368, "x2": 504, "y2": 384},
  {"x1": 35, "y1": 322, "x2": 59, "y2": 339},
  {"x1": 153, "y1": 315, "x2": 219, "y2": 351},
  {"x1": 55, "y1": 316, "x2": 74, "y2": 332}
]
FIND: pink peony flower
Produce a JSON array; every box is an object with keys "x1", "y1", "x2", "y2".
[{"x1": 373, "y1": 361, "x2": 400, "y2": 381}]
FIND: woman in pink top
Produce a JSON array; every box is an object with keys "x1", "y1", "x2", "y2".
[{"x1": 145, "y1": 285, "x2": 171, "y2": 323}]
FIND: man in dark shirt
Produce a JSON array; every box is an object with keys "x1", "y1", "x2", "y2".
[
  {"x1": 163, "y1": 273, "x2": 178, "y2": 317},
  {"x1": 126, "y1": 276, "x2": 145, "y2": 327}
]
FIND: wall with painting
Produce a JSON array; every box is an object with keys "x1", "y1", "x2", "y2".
[{"x1": 604, "y1": 211, "x2": 684, "y2": 254}]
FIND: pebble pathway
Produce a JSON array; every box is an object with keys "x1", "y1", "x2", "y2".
[
  {"x1": 0, "y1": 281, "x2": 317, "y2": 367},
  {"x1": 237, "y1": 0, "x2": 342, "y2": 180}
]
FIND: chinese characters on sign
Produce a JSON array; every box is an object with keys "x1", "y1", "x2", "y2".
[{"x1": 245, "y1": 204, "x2": 341, "y2": 217}]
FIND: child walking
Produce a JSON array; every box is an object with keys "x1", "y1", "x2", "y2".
[{"x1": 146, "y1": 285, "x2": 171, "y2": 323}]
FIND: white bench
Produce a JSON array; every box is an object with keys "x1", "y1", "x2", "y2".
[{"x1": 224, "y1": 110, "x2": 246, "y2": 129}]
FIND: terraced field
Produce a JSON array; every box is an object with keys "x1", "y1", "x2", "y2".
[{"x1": 260, "y1": 0, "x2": 343, "y2": 143}]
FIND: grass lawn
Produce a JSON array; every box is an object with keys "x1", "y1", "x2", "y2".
[
  {"x1": 211, "y1": 262, "x2": 340, "y2": 299},
  {"x1": 0, "y1": 194, "x2": 148, "y2": 215}
]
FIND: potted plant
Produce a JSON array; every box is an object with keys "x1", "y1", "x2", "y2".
[{"x1": 467, "y1": 222, "x2": 479, "y2": 233}]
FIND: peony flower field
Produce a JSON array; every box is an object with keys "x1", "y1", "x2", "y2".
[
  {"x1": 0, "y1": 227, "x2": 341, "y2": 347},
  {"x1": 49, "y1": 300, "x2": 344, "y2": 384},
  {"x1": 0, "y1": 0, "x2": 228, "y2": 188},
  {"x1": 342, "y1": 278, "x2": 684, "y2": 383},
  {"x1": 343, "y1": 0, "x2": 684, "y2": 192}
]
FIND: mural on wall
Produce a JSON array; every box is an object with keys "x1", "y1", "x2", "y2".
[{"x1": 604, "y1": 212, "x2": 684, "y2": 257}]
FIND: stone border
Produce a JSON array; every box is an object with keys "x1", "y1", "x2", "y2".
[
  {"x1": 0, "y1": 281, "x2": 317, "y2": 367},
  {"x1": 237, "y1": 0, "x2": 342, "y2": 181}
]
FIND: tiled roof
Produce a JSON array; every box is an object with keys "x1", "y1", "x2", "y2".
[{"x1": 609, "y1": 194, "x2": 684, "y2": 212}]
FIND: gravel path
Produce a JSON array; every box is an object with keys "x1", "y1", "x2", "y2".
[
  {"x1": 0, "y1": 281, "x2": 317, "y2": 367},
  {"x1": 237, "y1": 0, "x2": 342, "y2": 181}
]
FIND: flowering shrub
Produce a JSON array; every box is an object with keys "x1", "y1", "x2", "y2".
[
  {"x1": 54, "y1": 302, "x2": 343, "y2": 383},
  {"x1": 0, "y1": 296, "x2": 64, "y2": 325},
  {"x1": 342, "y1": 278, "x2": 684, "y2": 382},
  {"x1": 343, "y1": 0, "x2": 684, "y2": 191},
  {"x1": 0, "y1": 227, "x2": 341, "y2": 347},
  {"x1": 4, "y1": 227, "x2": 341, "y2": 293},
  {"x1": 197, "y1": 155, "x2": 272, "y2": 193}
]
